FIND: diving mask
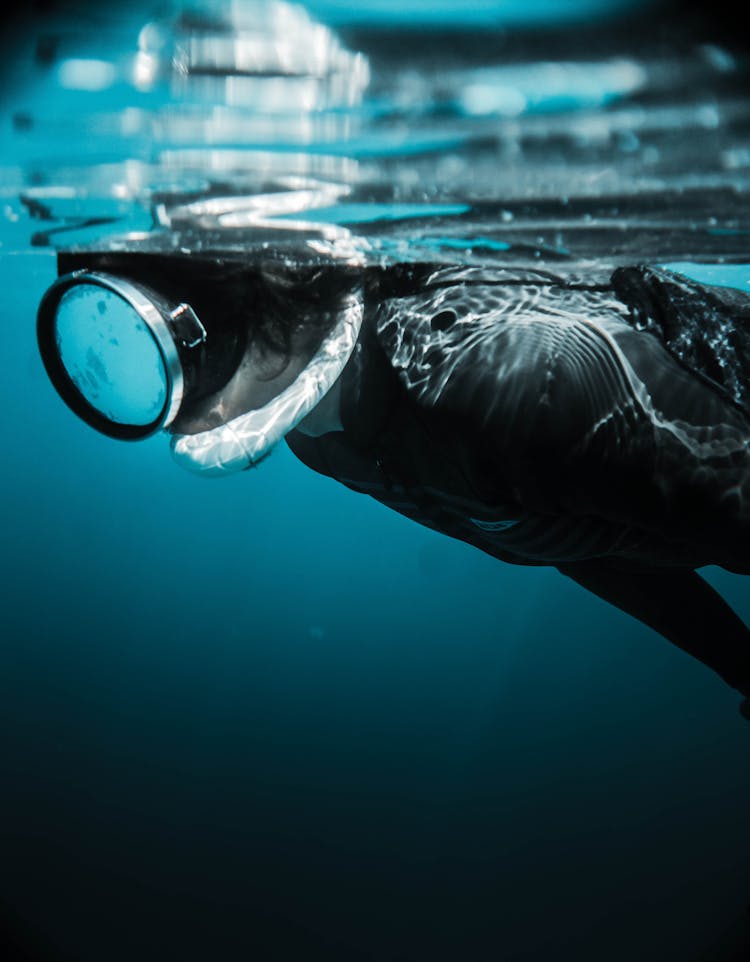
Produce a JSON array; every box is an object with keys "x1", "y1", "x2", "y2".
[{"x1": 37, "y1": 260, "x2": 363, "y2": 474}]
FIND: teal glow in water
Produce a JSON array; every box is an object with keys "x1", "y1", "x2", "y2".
[
  {"x1": 3, "y1": 1, "x2": 750, "y2": 961},
  {"x1": 420, "y1": 236, "x2": 511, "y2": 251},
  {"x1": 660, "y1": 262, "x2": 750, "y2": 293},
  {"x1": 458, "y1": 59, "x2": 645, "y2": 117},
  {"x1": 304, "y1": 0, "x2": 652, "y2": 26},
  {"x1": 55, "y1": 285, "x2": 167, "y2": 425},
  {"x1": 288, "y1": 202, "x2": 471, "y2": 224}
]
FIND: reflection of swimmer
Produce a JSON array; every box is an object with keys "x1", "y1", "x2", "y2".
[{"x1": 37, "y1": 255, "x2": 750, "y2": 717}]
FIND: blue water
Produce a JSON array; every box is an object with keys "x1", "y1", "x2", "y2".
[{"x1": 1, "y1": 2, "x2": 750, "y2": 960}]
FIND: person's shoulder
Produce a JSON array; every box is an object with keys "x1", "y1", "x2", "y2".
[{"x1": 370, "y1": 268, "x2": 625, "y2": 447}]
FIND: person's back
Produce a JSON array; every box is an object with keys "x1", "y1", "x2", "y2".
[{"x1": 287, "y1": 264, "x2": 750, "y2": 709}]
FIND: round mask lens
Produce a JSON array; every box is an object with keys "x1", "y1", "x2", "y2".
[{"x1": 54, "y1": 283, "x2": 168, "y2": 427}]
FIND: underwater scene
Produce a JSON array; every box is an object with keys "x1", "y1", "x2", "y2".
[{"x1": 1, "y1": 0, "x2": 750, "y2": 959}]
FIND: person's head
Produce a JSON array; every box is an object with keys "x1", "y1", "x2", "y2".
[{"x1": 37, "y1": 248, "x2": 364, "y2": 472}]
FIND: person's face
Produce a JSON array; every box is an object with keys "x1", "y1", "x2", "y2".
[{"x1": 169, "y1": 331, "x2": 320, "y2": 435}]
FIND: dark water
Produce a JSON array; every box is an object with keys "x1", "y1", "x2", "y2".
[{"x1": 1, "y1": 1, "x2": 750, "y2": 960}]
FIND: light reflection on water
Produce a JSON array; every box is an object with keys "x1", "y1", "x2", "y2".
[{"x1": 2, "y1": 0, "x2": 749, "y2": 275}]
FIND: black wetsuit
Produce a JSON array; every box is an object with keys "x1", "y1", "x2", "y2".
[{"x1": 287, "y1": 264, "x2": 750, "y2": 697}]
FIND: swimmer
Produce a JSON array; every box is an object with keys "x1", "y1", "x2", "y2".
[{"x1": 37, "y1": 252, "x2": 750, "y2": 718}]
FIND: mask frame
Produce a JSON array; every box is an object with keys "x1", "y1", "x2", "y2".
[{"x1": 36, "y1": 270, "x2": 206, "y2": 440}]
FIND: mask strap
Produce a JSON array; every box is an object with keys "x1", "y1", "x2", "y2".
[{"x1": 169, "y1": 290, "x2": 363, "y2": 475}]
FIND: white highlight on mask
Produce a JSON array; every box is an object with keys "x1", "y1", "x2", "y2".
[{"x1": 169, "y1": 289, "x2": 363, "y2": 475}]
